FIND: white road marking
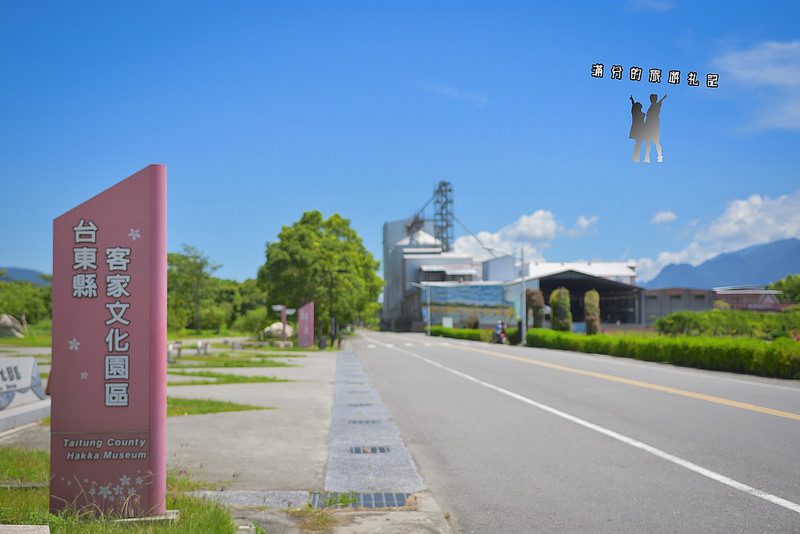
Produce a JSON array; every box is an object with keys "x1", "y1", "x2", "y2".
[{"x1": 363, "y1": 335, "x2": 800, "y2": 516}]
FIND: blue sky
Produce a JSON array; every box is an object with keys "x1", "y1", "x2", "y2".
[{"x1": 2, "y1": 0, "x2": 798, "y2": 283}]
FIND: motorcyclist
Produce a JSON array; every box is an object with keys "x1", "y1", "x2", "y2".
[{"x1": 493, "y1": 320, "x2": 504, "y2": 343}]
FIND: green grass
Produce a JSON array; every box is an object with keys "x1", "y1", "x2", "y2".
[
  {"x1": 0, "y1": 334, "x2": 52, "y2": 347},
  {"x1": 289, "y1": 507, "x2": 339, "y2": 531},
  {"x1": 0, "y1": 448, "x2": 236, "y2": 533},
  {"x1": 167, "y1": 328, "x2": 248, "y2": 340},
  {"x1": 170, "y1": 353, "x2": 297, "y2": 368},
  {"x1": 223, "y1": 343, "x2": 318, "y2": 352},
  {"x1": 166, "y1": 370, "x2": 290, "y2": 386},
  {"x1": 166, "y1": 397, "x2": 271, "y2": 417},
  {"x1": 0, "y1": 447, "x2": 49, "y2": 484}
]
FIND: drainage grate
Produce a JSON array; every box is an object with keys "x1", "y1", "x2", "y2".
[
  {"x1": 350, "y1": 446, "x2": 390, "y2": 454},
  {"x1": 347, "y1": 420, "x2": 379, "y2": 425},
  {"x1": 309, "y1": 492, "x2": 413, "y2": 509},
  {"x1": 346, "y1": 403, "x2": 373, "y2": 407}
]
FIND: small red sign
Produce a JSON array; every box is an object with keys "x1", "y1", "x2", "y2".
[
  {"x1": 50, "y1": 165, "x2": 167, "y2": 516},
  {"x1": 298, "y1": 302, "x2": 314, "y2": 348}
]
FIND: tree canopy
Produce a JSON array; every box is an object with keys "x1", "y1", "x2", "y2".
[
  {"x1": 258, "y1": 211, "x2": 382, "y2": 336},
  {"x1": 770, "y1": 274, "x2": 800, "y2": 303},
  {"x1": 0, "y1": 279, "x2": 51, "y2": 325},
  {"x1": 167, "y1": 244, "x2": 222, "y2": 332}
]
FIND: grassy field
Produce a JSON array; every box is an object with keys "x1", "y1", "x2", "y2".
[
  {"x1": 166, "y1": 397, "x2": 270, "y2": 417},
  {"x1": 0, "y1": 447, "x2": 237, "y2": 533},
  {"x1": 167, "y1": 370, "x2": 289, "y2": 386}
]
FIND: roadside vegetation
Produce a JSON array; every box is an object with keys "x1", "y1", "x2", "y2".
[
  {"x1": 653, "y1": 308, "x2": 800, "y2": 340},
  {"x1": 167, "y1": 370, "x2": 289, "y2": 386},
  {"x1": 525, "y1": 328, "x2": 800, "y2": 379},
  {"x1": 0, "y1": 447, "x2": 236, "y2": 533},
  {"x1": 430, "y1": 305, "x2": 800, "y2": 379},
  {"x1": 166, "y1": 397, "x2": 270, "y2": 417}
]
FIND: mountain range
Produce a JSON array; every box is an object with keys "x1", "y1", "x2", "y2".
[
  {"x1": 3, "y1": 238, "x2": 799, "y2": 291},
  {"x1": 643, "y1": 238, "x2": 800, "y2": 289},
  {"x1": 0, "y1": 267, "x2": 50, "y2": 286}
]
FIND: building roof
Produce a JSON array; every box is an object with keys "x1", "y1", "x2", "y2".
[
  {"x1": 713, "y1": 286, "x2": 782, "y2": 295},
  {"x1": 420, "y1": 264, "x2": 479, "y2": 276},
  {"x1": 526, "y1": 261, "x2": 637, "y2": 281}
]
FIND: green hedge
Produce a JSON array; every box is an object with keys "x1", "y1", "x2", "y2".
[
  {"x1": 506, "y1": 327, "x2": 521, "y2": 345},
  {"x1": 429, "y1": 325, "x2": 492, "y2": 342},
  {"x1": 525, "y1": 328, "x2": 800, "y2": 379},
  {"x1": 653, "y1": 308, "x2": 800, "y2": 340}
]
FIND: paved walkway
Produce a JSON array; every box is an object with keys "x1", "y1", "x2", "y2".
[{"x1": 0, "y1": 340, "x2": 455, "y2": 533}]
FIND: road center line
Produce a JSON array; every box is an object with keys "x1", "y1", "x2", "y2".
[
  {"x1": 413, "y1": 336, "x2": 800, "y2": 422},
  {"x1": 363, "y1": 335, "x2": 800, "y2": 516}
]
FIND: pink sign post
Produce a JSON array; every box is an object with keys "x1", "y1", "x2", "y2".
[
  {"x1": 50, "y1": 165, "x2": 167, "y2": 516},
  {"x1": 298, "y1": 302, "x2": 314, "y2": 348}
]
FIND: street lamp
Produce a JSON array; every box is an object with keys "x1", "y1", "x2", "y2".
[
  {"x1": 324, "y1": 269, "x2": 349, "y2": 341},
  {"x1": 410, "y1": 282, "x2": 431, "y2": 336}
]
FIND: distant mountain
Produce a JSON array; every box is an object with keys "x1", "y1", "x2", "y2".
[
  {"x1": 0, "y1": 267, "x2": 50, "y2": 286},
  {"x1": 644, "y1": 238, "x2": 800, "y2": 289}
]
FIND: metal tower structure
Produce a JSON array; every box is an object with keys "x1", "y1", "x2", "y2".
[{"x1": 433, "y1": 181, "x2": 454, "y2": 252}]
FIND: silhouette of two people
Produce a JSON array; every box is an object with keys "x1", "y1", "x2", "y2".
[{"x1": 630, "y1": 93, "x2": 666, "y2": 163}]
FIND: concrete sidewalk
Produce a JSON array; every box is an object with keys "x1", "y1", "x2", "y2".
[{"x1": 0, "y1": 341, "x2": 455, "y2": 533}]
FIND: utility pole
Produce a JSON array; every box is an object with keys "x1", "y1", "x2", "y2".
[
  {"x1": 325, "y1": 269, "x2": 349, "y2": 341},
  {"x1": 520, "y1": 247, "x2": 527, "y2": 346},
  {"x1": 411, "y1": 282, "x2": 431, "y2": 336}
]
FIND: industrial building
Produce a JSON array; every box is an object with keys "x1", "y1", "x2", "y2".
[{"x1": 380, "y1": 183, "x2": 647, "y2": 331}]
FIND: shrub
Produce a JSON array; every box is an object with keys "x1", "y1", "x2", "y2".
[
  {"x1": 462, "y1": 314, "x2": 480, "y2": 329},
  {"x1": 429, "y1": 325, "x2": 490, "y2": 342},
  {"x1": 525, "y1": 328, "x2": 800, "y2": 379},
  {"x1": 232, "y1": 308, "x2": 268, "y2": 335},
  {"x1": 527, "y1": 289, "x2": 546, "y2": 328},
  {"x1": 549, "y1": 287, "x2": 572, "y2": 332},
  {"x1": 584, "y1": 289, "x2": 600, "y2": 335},
  {"x1": 653, "y1": 308, "x2": 800, "y2": 340}
]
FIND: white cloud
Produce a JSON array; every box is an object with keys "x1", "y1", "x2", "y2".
[
  {"x1": 650, "y1": 211, "x2": 677, "y2": 224},
  {"x1": 422, "y1": 82, "x2": 488, "y2": 106},
  {"x1": 451, "y1": 210, "x2": 599, "y2": 262},
  {"x1": 713, "y1": 40, "x2": 800, "y2": 131},
  {"x1": 503, "y1": 210, "x2": 561, "y2": 241},
  {"x1": 715, "y1": 41, "x2": 800, "y2": 87},
  {"x1": 637, "y1": 190, "x2": 800, "y2": 281},
  {"x1": 566, "y1": 215, "x2": 600, "y2": 237}
]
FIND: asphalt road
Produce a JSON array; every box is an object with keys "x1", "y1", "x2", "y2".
[{"x1": 350, "y1": 331, "x2": 800, "y2": 534}]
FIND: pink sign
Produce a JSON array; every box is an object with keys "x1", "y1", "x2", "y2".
[
  {"x1": 298, "y1": 302, "x2": 314, "y2": 348},
  {"x1": 50, "y1": 165, "x2": 167, "y2": 516}
]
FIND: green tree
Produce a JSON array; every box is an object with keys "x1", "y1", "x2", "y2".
[
  {"x1": 549, "y1": 287, "x2": 572, "y2": 332},
  {"x1": 584, "y1": 289, "x2": 600, "y2": 335},
  {"x1": 526, "y1": 289, "x2": 545, "y2": 328},
  {"x1": 770, "y1": 274, "x2": 800, "y2": 303},
  {"x1": 167, "y1": 245, "x2": 221, "y2": 332},
  {"x1": 258, "y1": 211, "x2": 383, "y2": 337},
  {"x1": 0, "y1": 280, "x2": 52, "y2": 325},
  {"x1": 207, "y1": 278, "x2": 242, "y2": 328},
  {"x1": 233, "y1": 307, "x2": 269, "y2": 335},
  {"x1": 239, "y1": 278, "x2": 267, "y2": 317}
]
